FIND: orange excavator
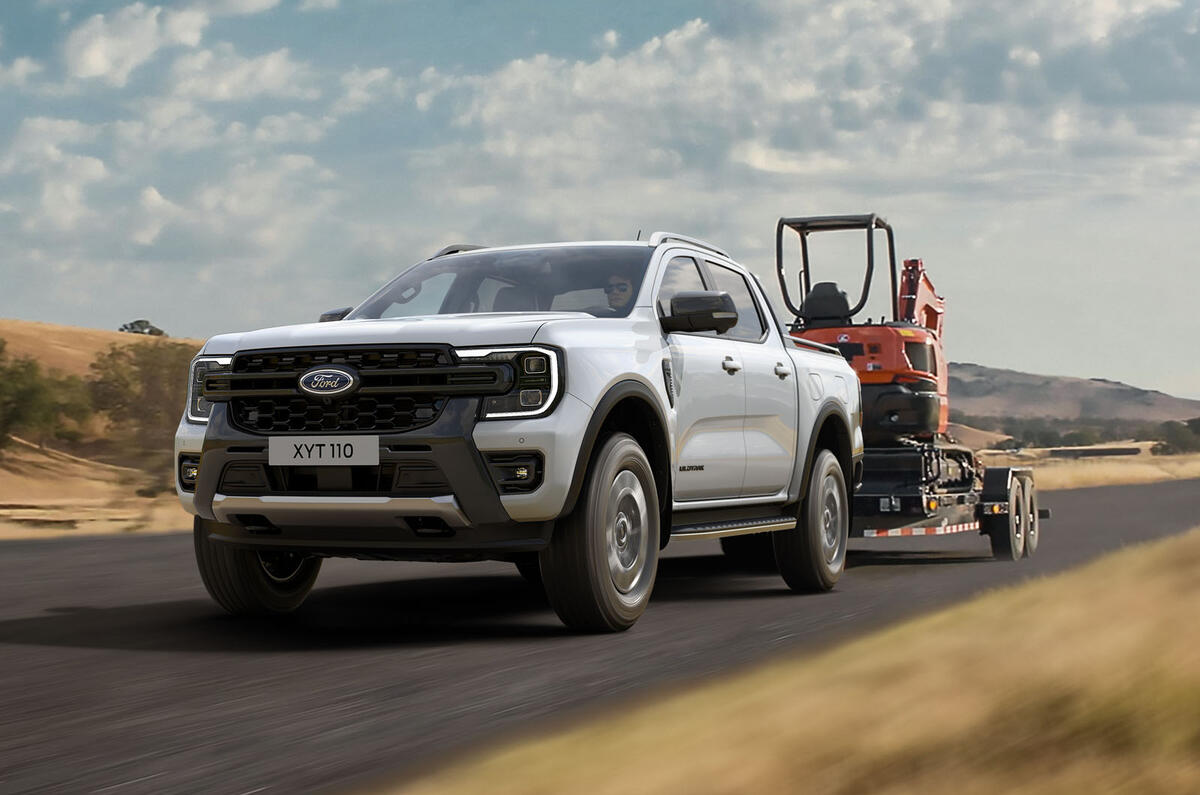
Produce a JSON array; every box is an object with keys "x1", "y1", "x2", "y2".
[{"x1": 775, "y1": 214, "x2": 1047, "y2": 560}]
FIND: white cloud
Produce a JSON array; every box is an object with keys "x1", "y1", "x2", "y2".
[
  {"x1": 183, "y1": 154, "x2": 338, "y2": 254},
  {"x1": 0, "y1": 57, "x2": 43, "y2": 88},
  {"x1": 331, "y1": 66, "x2": 402, "y2": 115},
  {"x1": 595, "y1": 30, "x2": 619, "y2": 51},
  {"x1": 170, "y1": 43, "x2": 319, "y2": 101},
  {"x1": 64, "y1": 3, "x2": 208, "y2": 87},
  {"x1": 131, "y1": 185, "x2": 182, "y2": 244},
  {"x1": 111, "y1": 97, "x2": 240, "y2": 154},
  {"x1": 252, "y1": 111, "x2": 335, "y2": 143},
  {"x1": 1, "y1": 117, "x2": 108, "y2": 232},
  {"x1": 197, "y1": 0, "x2": 281, "y2": 15},
  {"x1": 299, "y1": 0, "x2": 339, "y2": 11}
]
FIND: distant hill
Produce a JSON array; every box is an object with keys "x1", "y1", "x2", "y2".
[
  {"x1": 0, "y1": 318, "x2": 202, "y2": 378},
  {"x1": 949, "y1": 362, "x2": 1200, "y2": 421}
]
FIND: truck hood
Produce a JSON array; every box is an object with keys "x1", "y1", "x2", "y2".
[{"x1": 201, "y1": 313, "x2": 591, "y2": 355}]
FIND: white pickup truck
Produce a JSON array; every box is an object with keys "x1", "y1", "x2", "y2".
[{"x1": 176, "y1": 233, "x2": 864, "y2": 631}]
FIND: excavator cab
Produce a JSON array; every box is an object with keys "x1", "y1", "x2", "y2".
[{"x1": 775, "y1": 214, "x2": 948, "y2": 445}]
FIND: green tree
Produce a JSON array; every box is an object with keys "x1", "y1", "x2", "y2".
[
  {"x1": 0, "y1": 338, "x2": 93, "y2": 450},
  {"x1": 88, "y1": 341, "x2": 199, "y2": 462},
  {"x1": 1157, "y1": 421, "x2": 1200, "y2": 454}
]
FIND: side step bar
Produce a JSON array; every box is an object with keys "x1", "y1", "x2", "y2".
[{"x1": 671, "y1": 515, "x2": 796, "y2": 541}]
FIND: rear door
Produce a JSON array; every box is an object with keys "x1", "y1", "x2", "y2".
[
  {"x1": 657, "y1": 253, "x2": 746, "y2": 501},
  {"x1": 704, "y1": 261, "x2": 799, "y2": 498}
]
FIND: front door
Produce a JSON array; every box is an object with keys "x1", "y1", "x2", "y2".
[
  {"x1": 657, "y1": 254, "x2": 746, "y2": 501},
  {"x1": 704, "y1": 262, "x2": 800, "y2": 497}
]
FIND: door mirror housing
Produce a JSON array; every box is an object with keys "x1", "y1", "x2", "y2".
[
  {"x1": 660, "y1": 291, "x2": 738, "y2": 334},
  {"x1": 319, "y1": 307, "x2": 353, "y2": 323}
]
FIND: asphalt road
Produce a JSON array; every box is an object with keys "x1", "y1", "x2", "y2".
[{"x1": 1, "y1": 479, "x2": 1197, "y2": 794}]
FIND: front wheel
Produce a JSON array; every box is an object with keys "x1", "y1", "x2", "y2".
[
  {"x1": 540, "y1": 433, "x2": 659, "y2": 632},
  {"x1": 773, "y1": 449, "x2": 848, "y2": 592},
  {"x1": 193, "y1": 517, "x2": 321, "y2": 615}
]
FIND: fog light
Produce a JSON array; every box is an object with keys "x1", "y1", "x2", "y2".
[
  {"x1": 519, "y1": 389, "x2": 543, "y2": 407},
  {"x1": 484, "y1": 452, "x2": 543, "y2": 494},
  {"x1": 179, "y1": 455, "x2": 201, "y2": 492},
  {"x1": 523, "y1": 355, "x2": 548, "y2": 374},
  {"x1": 927, "y1": 498, "x2": 939, "y2": 511}
]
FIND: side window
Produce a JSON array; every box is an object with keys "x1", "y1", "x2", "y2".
[
  {"x1": 707, "y1": 263, "x2": 766, "y2": 342},
  {"x1": 656, "y1": 256, "x2": 707, "y2": 316}
]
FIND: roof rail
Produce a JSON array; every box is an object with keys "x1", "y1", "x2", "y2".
[
  {"x1": 429, "y1": 243, "x2": 487, "y2": 259},
  {"x1": 647, "y1": 231, "x2": 729, "y2": 258}
]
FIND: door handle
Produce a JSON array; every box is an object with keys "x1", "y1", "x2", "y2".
[
  {"x1": 774, "y1": 362, "x2": 791, "y2": 379},
  {"x1": 722, "y1": 356, "x2": 741, "y2": 374}
]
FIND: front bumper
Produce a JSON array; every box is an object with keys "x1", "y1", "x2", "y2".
[{"x1": 177, "y1": 396, "x2": 576, "y2": 556}]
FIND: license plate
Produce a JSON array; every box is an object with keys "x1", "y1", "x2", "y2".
[{"x1": 268, "y1": 436, "x2": 380, "y2": 466}]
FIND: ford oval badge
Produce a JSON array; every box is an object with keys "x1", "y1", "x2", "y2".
[{"x1": 298, "y1": 366, "x2": 359, "y2": 398}]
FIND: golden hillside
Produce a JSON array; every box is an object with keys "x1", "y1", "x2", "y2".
[{"x1": 0, "y1": 318, "x2": 203, "y2": 377}]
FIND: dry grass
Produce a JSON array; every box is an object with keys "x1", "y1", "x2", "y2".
[
  {"x1": 392, "y1": 527, "x2": 1200, "y2": 795},
  {"x1": 982, "y1": 450, "x2": 1200, "y2": 491},
  {"x1": 0, "y1": 437, "x2": 188, "y2": 539},
  {"x1": 0, "y1": 317, "x2": 202, "y2": 378}
]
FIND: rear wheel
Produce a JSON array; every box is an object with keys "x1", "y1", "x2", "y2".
[
  {"x1": 1022, "y1": 480, "x2": 1040, "y2": 558},
  {"x1": 987, "y1": 479, "x2": 1025, "y2": 560},
  {"x1": 540, "y1": 433, "x2": 659, "y2": 632},
  {"x1": 193, "y1": 517, "x2": 321, "y2": 615},
  {"x1": 719, "y1": 533, "x2": 777, "y2": 571},
  {"x1": 773, "y1": 450, "x2": 848, "y2": 592}
]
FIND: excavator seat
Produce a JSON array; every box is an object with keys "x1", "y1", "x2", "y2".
[{"x1": 798, "y1": 282, "x2": 852, "y2": 328}]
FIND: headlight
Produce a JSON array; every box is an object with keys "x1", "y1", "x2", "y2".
[
  {"x1": 455, "y1": 346, "x2": 562, "y2": 420},
  {"x1": 186, "y1": 356, "x2": 231, "y2": 424}
]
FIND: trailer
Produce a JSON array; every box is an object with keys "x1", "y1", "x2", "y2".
[{"x1": 775, "y1": 214, "x2": 1049, "y2": 559}]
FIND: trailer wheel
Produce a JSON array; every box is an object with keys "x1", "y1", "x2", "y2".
[
  {"x1": 1022, "y1": 481, "x2": 1040, "y2": 558},
  {"x1": 987, "y1": 479, "x2": 1025, "y2": 561},
  {"x1": 774, "y1": 450, "x2": 848, "y2": 592}
]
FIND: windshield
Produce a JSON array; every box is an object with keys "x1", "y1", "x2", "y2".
[{"x1": 348, "y1": 245, "x2": 654, "y2": 320}]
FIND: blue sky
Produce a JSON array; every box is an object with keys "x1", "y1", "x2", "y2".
[{"x1": 1, "y1": 0, "x2": 1198, "y2": 398}]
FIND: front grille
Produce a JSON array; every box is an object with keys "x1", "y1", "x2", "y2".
[{"x1": 203, "y1": 345, "x2": 512, "y2": 435}]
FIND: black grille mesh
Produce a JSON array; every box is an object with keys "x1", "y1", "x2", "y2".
[
  {"x1": 234, "y1": 394, "x2": 444, "y2": 434},
  {"x1": 235, "y1": 347, "x2": 449, "y2": 374},
  {"x1": 227, "y1": 346, "x2": 453, "y2": 435}
]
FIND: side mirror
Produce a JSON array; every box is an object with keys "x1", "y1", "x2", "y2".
[
  {"x1": 660, "y1": 291, "x2": 738, "y2": 334},
  {"x1": 319, "y1": 307, "x2": 353, "y2": 323}
]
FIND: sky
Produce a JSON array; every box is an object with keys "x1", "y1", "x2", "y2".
[{"x1": 0, "y1": 0, "x2": 1198, "y2": 398}]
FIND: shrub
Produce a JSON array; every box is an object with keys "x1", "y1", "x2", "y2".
[
  {"x1": 0, "y1": 338, "x2": 94, "y2": 450},
  {"x1": 88, "y1": 340, "x2": 200, "y2": 472}
]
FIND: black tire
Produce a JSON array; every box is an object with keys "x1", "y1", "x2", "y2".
[
  {"x1": 987, "y1": 479, "x2": 1026, "y2": 561},
  {"x1": 719, "y1": 533, "x2": 777, "y2": 571},
  {"x1": 513, "y1": 553, "x2": 543, "y2": 586},
  {"x1": 539, "y1": 433, "x2": 659, "y2": 632},
  {"x1": 193, "y1": 517, "x2": 321, "y2": 615},
  {"x1": 773, "y1": 449, "x2": 848, "y2": 592},
  {"x1": 1022, "y1": 480, "x2": 1040, "y2": 558}
]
